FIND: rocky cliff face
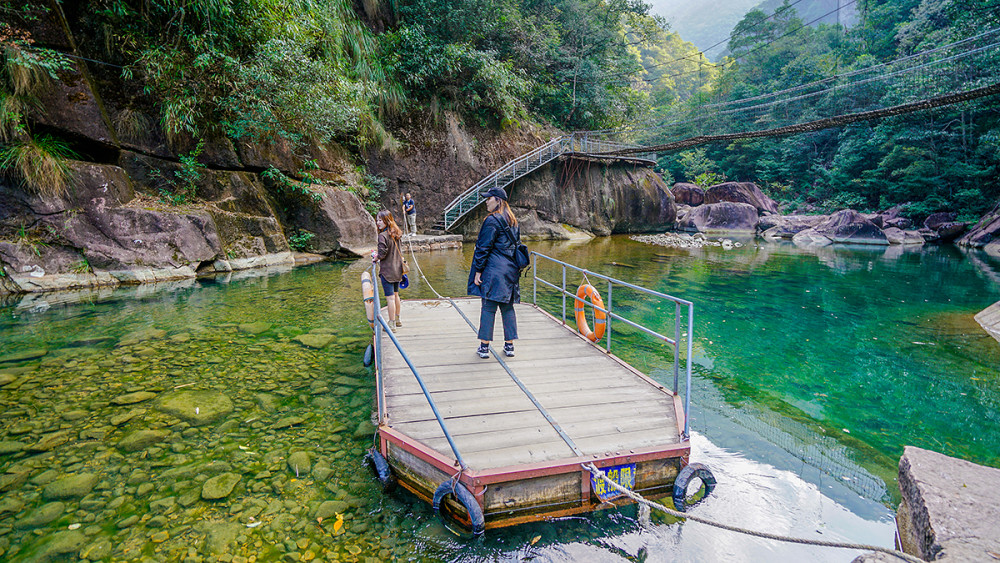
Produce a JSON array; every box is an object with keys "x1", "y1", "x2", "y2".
[
  {"x1": 364, "y1": 113, "x2": 556, "y2": 231},
  {"x1": 451, "y1": 155, "x2": 676, "y2": 239},
  {"x1": 0, "y1": 63, "x2": 380, "y2": 294}
]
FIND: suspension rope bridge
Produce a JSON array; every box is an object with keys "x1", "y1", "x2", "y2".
[{"x1": 443, "y1": 27, "x2": 1000, "y2": 230}]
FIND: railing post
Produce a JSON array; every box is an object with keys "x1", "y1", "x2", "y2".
[
  {"x1": 561, "y1": 265, "x2": 567, "y2": 325},
  {"x1": 532, "y1": 254, "x2": 537, "y2": 305},
  {"x1": 372, "y1": 263, "x2": 385, "y2": 422},
  {"x1": 673, "y1": 302, "x2": 681, "y2": 393},
  {"x1": 684, "y1": 303, "x2": 694, "y2": 440},
  {"x1": 606, "y1": 281, "x2": 612, "y2": 353}
]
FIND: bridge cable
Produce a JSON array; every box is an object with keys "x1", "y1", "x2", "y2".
[{"x1": 595, "y1": 81, "x2": 1000, "y2": 156}]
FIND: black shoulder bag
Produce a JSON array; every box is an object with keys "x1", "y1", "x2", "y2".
[{"x1": 498, "y1": 215, "x2": 530, "y2": 273}]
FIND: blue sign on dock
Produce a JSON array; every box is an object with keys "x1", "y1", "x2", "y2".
[{"x1": 592, "y1": 463, "x2": 636, "y2": 502}]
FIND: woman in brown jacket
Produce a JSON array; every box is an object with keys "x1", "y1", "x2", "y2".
[{"x1": 375, "y1": 210, "x2": 404, "y2": 328}]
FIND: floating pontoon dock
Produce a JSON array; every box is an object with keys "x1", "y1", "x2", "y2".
[{"x1": 367, "y1": 253, "x2": 696, "y2": 532}]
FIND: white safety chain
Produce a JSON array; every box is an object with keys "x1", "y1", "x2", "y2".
[{"x1": 583, "y1": 464, "x2": 924, "y2": 563}]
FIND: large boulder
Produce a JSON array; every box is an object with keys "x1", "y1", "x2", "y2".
[
  {"x1": 884, "y1": 216, "x2": 913, "y2": 229},
  {"x1": 791, "y1": 228, "x2": 833, "y2": 247},
  {"x1": 896, "y1": 446, "x2": 1000, "y2": 562},
  {"x1": 934, "y1": 222, "x2": 967, "y2": 243},
  {"x1": 759, "y1": 215, "x2": 826, "y2": 240},
  {"x1": 679, "y1": 202, "x2": 759, "y2": 233},
  {"x1": 810, "y1": 209, "x2": 888, "y2": 245},
  {"x1": 271, "y1": 185, "x2": 376, "y2": 257},
  {"x1": 671, "y1": 183, "x2": 704, "y2": 206},
  {"x1": 58, "y1": 206, "x2": 222, "y2": 271},
  {"x1": 958, "y1": 201, "x2": 1000, "y2": 255},
  {"x1": 461, "y1": 157, "x2": 676, "y2": 238},
  {"x1": 883, "y1": 227, "x2": 925, "y2": 246},
  {"x1": 703, "y1": 182, "x2": 778, "y2": 214},
  {"x1": 924, "y1": 212, "x2": 957, "y2": 230}
]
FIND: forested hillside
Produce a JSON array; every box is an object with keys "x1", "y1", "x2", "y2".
[
  {"x1": 653, "y1": 0, "x2": 1000, "y2": 223},
  {"x1": 1, "y1": 0, "x2": 998, "y2": 225}
]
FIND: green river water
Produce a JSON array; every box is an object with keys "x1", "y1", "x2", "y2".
[{"x1": 0, "y1": 236, "x2": 998, "y2": 562}]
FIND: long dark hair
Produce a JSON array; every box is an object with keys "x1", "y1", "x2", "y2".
[
  {"x1": 376, "y1": 210, "x2": 402, "y2": 240},
  {"x1": 492, "y1": 200, "x2": 517, "y2": 227}
]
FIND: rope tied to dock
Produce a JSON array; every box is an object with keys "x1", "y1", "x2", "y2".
[
  {"x1": 582, "y1": 463, "x2": 924, "y2": 563},
  {"x1": 402, "y1": 239, "x2": 918, "y2": 560}
]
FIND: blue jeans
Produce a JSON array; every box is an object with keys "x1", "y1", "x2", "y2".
[{"x1": 478, "y1": 298, "x2": 517, "y2": 342}]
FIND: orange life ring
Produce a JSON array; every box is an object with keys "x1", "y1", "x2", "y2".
[
  {"x1": 362, "y1": 271, "x2": 375, "y2": 329},
  {"x1": 575, "y1": 284, "x2": 606, "y2": 342}
]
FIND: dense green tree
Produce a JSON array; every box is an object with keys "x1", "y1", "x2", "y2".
[{"x1": 650, "y1": 0, "x2": 1000, "y2": 222}]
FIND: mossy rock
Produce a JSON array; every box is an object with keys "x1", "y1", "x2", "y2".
[
  {"x1": 201, "y1": 472, "x2": 240, "y2": 500},
  {"x1": 156, "y1": 390, "x2": 234, "y2": 426}
]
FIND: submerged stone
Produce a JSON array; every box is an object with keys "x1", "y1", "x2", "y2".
[
  {"x1": 110, "y1": 408, "x2": 144, "y2": 426},
  {"x1": 156, "y1": 390, "x2": 234, "y2": 426},
  {"x1": 0, "y1": 496, "x2": 24, "y2": 515},
  {"x1": 332, "y1": 376, "x2": 365, "y2": 387},
  {"x1": 315, "y1": 500, "x2": 349, "y2": 519},
  {"x1": 33, "y1": 530, "x2": 87, "y2": 559},
  {"x1": 287, "y1": 451, "x2": 311, "y2": 475},
  {"x1": 293, "y1": 333, "x2": 334, "y2": 349},
  {"x1": 0, "y1": 472, "x2": 28, "y2": 492},
  {"x1": 43, "y1": 473, "x2": 99, "y2": 500},
  {"x1": 15, "y1": 501, "x2": 66, "y2": 529},
  {"x1": 255, "y1": 393, "x2": 279, "y2": 412},
  {"x1": 271, "y1": 416, "x2": 304, "y2": 430},
  {"x1": 118, "y1": 429, "x2": 169, "y2": 452},
  {"x1": 202, "y1": 472, "x2": 241, "y2": 500},
  {"x1": 0, "y1": 440, "x2": 27, "y2": 455},
  {"x1": 238, "y1": 322, "x2": 272, "y2": 335},
  {"x1": 353, "y1": 421, "x2": 375, "y2": 439},
  {"x1": 111, "y1": 391, "x2": 157, "y2": 405},
  {"x1": 29, "y1": 431, "x2": 71, "y2": 452},
  {"x1": 0, "y1": 349, "x2": 48, "y2": 364},
  {"x1": 80, "y1": 538, "x2": 112, "y2": 560},
  {"x1": 118, "y1": 328, "x2": 167, "y2": 346},
  {"x1": 201, "y1": 520, "x2": 243, "y2": 553}
]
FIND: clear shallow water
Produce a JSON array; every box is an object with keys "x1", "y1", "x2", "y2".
[{"x1": 0, "y1": 237, "x2": 998, "y2": 562}]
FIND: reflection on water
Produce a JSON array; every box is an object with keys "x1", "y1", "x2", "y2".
[{"x1": 1, "y1": 237, "x2": 997, "y2": 561}]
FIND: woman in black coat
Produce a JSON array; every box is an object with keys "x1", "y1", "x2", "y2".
[{"x1": 468, "y1": 186, "x2": 521, "y2": 359}]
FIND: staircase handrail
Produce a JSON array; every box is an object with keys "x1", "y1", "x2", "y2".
[{"x1": 442, "y1": 133, "x2": 654, "y2": 231}]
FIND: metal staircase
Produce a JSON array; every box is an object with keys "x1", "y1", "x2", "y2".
[{"x1": 441, "y1": 133, "x2": 654, "y2": 232}]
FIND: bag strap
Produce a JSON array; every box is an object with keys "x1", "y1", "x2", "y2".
[{"x1": 495, "y1": 214, "x2": 520, "y2": 250}]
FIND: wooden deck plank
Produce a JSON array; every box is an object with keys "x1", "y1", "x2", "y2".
[
  {"x1": 394, "y1": 409, "x2": 676, "y2": 443},
  {"x1": 379, "y1": 299, "x2": 681, "y2": 469},
  {"x1": 384, "y1": 369, "x2": 658, "y2": 397},
  {"x1": 388, "y1": 396, "x2": 673, "y2": 428}
]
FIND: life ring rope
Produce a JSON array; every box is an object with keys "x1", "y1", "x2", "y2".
[{"x1": 574, "y1": 284, "x2": 607, "y2": 342}]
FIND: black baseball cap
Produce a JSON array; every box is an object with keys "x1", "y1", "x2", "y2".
[{"x1": 480, "y1": 187, "x2": 508, "y2": 201}]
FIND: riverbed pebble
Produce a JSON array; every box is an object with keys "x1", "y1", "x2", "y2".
[{"x1": 202, "y1": 473, "x2": 241, "y2": 500}]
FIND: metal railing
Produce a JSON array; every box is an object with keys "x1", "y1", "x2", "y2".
[
  {"x1": 529, "y1": 252, "x2": 695, "y2": 439},
  {"x1": 442, "y1": 133, "x2": 656, "y2": 231},
  {"x1": 370, "y1": 263, "x2": 467, "y2": 470}
]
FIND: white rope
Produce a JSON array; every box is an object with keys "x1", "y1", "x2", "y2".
[
  {"x1": 403, "y1": 235, "x2": 447, "y2": 300},
  {"x1": 399, "y1": 240, "x2": 921, "y2": 563},
  {"x1": 582, "y1": 464, "x2": 924, "y2": 563}
]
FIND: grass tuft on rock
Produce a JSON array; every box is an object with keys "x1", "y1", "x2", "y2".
[{"x1": 0, "y1": 133, "x2": 78, "y2": 198}]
